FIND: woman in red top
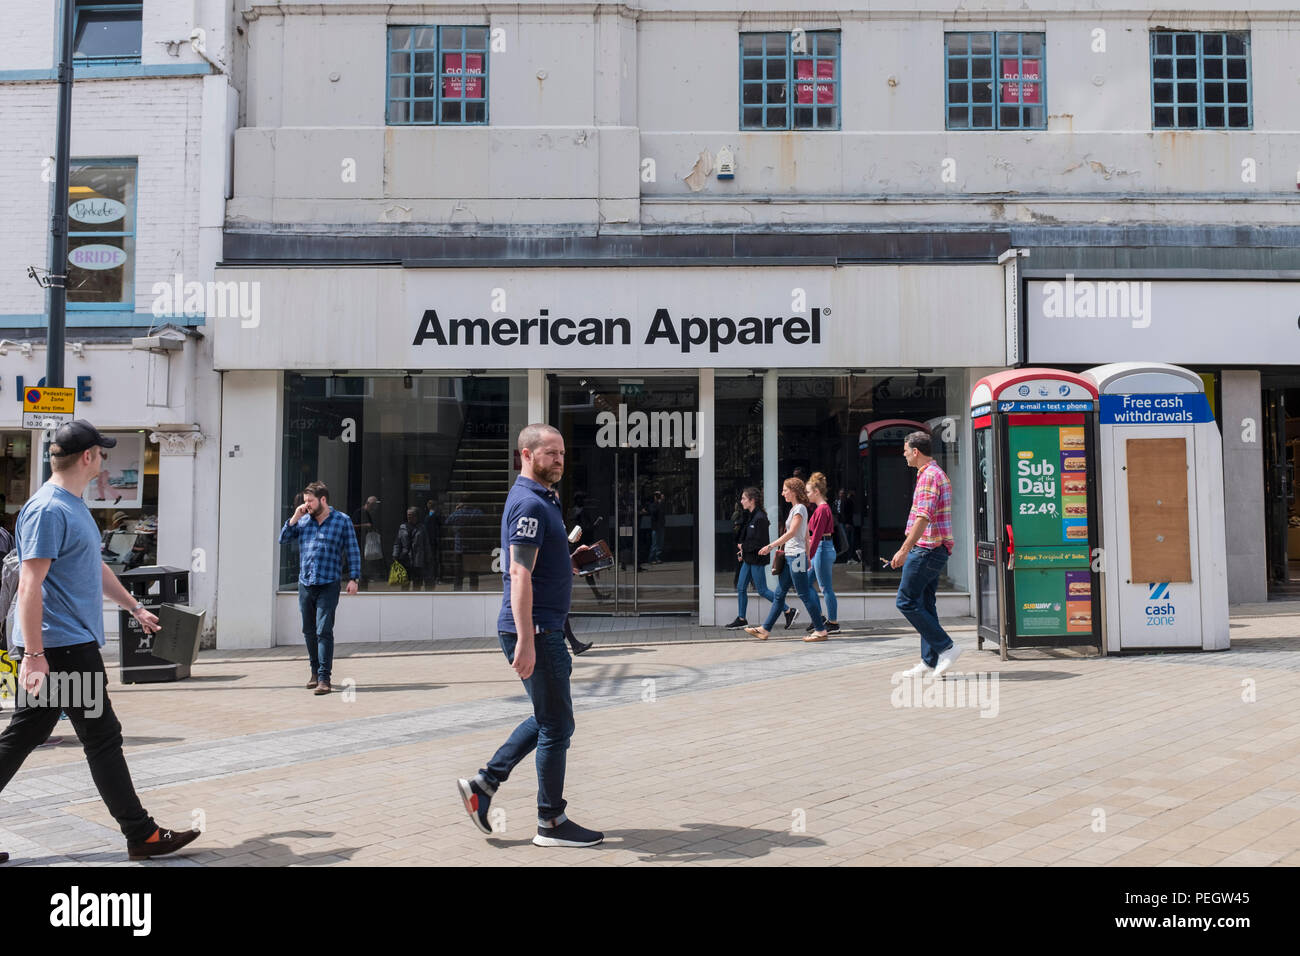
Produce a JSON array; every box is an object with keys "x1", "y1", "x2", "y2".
[{"x1": 807, "y1": 472, "x2": 839, "y2": 633}]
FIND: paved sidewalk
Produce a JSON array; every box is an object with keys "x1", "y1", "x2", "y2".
[{"x1": 2, "y1": 605, "x2": 1299, "y2": 866}]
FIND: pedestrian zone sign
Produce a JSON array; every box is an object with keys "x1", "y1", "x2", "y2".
[{"x1": 22, "y1": 386, "x2": 75, "y2": 429}]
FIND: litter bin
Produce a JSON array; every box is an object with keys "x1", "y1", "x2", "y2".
[{"x1": 117, "y1": 566, "x2": 193, "y2": 683}]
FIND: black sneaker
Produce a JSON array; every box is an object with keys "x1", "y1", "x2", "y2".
[
  {"x1": 783, "y1": 608, "x2": 799, "y2": 630},
  {"x1": 457, "y1": 776, "x2": 495, "y2": 835},
  {"x1": 533, "y1": 816, "x2": 604, "y2": 847},
  {"x1": 724, "y1": 617, "x2": 748, "y2": 629},
  {"x1": 826, "y1": 621, "x2": 841, "y2": 633},
  {"x1": 805, "y1": 621, "x2": 816, "y2": 632}
]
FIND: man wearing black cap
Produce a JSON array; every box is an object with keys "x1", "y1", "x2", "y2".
[{"x1": 0, "y1": 420, "x2": 200, "y2": 863}]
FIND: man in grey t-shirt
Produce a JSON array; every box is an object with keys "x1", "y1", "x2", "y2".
[{"x1": 0, "y1": 420, "x2": 200, "y2": 863}]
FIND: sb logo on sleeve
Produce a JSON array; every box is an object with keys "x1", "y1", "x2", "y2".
[{"x1": 516, "y1": 516, "x2": 539, "y2": 539}]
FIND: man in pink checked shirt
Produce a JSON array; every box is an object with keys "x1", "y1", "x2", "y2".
[{"x1": 890, "y1": 431, "x2": 962, "y2": 679}]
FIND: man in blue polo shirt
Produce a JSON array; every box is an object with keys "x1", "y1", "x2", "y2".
[
  {"x1": 0, "y1": 420, "x2": 200, "y2": 862},
  {"x1": 458, "y1": 423, "x2": 603, "y2": 848},
  {"x1": 279, "y1": 480, "x2": 360, "y2": 695}
]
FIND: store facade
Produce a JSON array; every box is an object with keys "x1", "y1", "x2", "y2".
[
  {"x1": 213, "y1": 258, "x2": 1008, "y2": 648},
  {"x1": 0, "y1": 337, "x2": 212, "y2": 638},
  {"x1": 1022, "y1": 272, "x2": 1300, "y2": 603}
]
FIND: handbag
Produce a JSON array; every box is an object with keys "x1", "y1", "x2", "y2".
[
  {"x1": 770, "y1": 548, "x2": 786, "y2": 575},
  {"x1": 388, "y1": 560, "x2": 408, "y2": 587},
  {"x1": 364, "y1": 531, "x2": 382, "y2": 561}
]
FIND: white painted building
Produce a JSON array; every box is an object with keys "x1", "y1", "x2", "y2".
[
  {"x1": 206, "y1": 1, "x2": 1300, "y2": 651},
  {"x1": 0, "y1": 0, "x2": 237, "y2": 640}
]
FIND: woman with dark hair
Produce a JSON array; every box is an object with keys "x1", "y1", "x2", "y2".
[
  {"x1": 745, "y1": 477, "x2": 828, "y2": 642},
  {"x1": 726, "y1": 487, "x2": 794, "y2": 630},
  {"x1": 806, "y1": 472, "x2": 840, "y2": 633}
]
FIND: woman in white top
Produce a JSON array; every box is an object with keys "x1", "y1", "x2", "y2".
[{"x1": 745, "y1": 476, "x2": 828, "y2": 642}]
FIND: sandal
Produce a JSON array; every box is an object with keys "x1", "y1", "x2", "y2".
[
  {"x1": 803, "y1": 631, "x2": 829, "y2": 642},
  {"x1": 744, "y1": 626, "x2": 769, "y2": 640}
]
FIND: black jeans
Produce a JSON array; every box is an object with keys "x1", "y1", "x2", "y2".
[{"x1": 0, "y1": 642, "x2": 156, "y2": 843}]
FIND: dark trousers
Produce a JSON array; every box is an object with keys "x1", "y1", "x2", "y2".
[
  {"x1": 481, "y1": 629, "x2": 574, "y2": 821},
  {"x1": 0, "y1": 642, "x2": 156, "y2": 843},
  {"x1": 298, "y1": 581, "x2": 340, "y2": 682}
]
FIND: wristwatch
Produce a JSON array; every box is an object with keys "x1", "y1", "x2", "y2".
[{"x1": 132, "y1": 602, "x2": 145, "y2": 613}]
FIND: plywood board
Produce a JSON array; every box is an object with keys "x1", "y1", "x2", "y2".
[{"x1": 1126, "y1": 438, "x2": 1192, "y2": 583}]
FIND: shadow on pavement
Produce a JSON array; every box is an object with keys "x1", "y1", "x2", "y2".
[
  {"x1": 202, "y1": 829, "x2": 363, "y2": 867},
  {"x1": 486, "y1": 825, "x2": 829, "y2": 861},
  {"x1": 975, "y1": 670, "x2": 1078, "y2": 682},
  {"x1": 611, "y1": 824, "x2": 827, "y2": 862}
]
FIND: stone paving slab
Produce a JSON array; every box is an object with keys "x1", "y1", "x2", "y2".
[{"x1": 2, "y1": 607, "x2": 1299, "y2": 866}]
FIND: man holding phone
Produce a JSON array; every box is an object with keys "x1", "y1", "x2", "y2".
[
  {"x1": 279, "y1": 481, "x2": 360, "y2": 695},
  {"x1": 458, "y1": 423, "x2": 604, "y2": 848}
]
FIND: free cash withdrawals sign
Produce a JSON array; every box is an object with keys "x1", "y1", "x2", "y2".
[{"x1": 22, "y1": 386, "x2": 75, "y2": 429}]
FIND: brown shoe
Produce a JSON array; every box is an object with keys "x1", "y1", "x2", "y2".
[
  {"x1": 314, "y1": 681, "x2": 332, "y2": 695},
  {"x1": 127, "y1": 827, "x2": 200, "y2": 861},
  {"x1": 306, "y1": 678, "x2": 319, "y2": 689}
]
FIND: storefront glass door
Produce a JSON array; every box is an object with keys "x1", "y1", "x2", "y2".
[{"x1": 551, "y1": 376, "x2": 698, "y2": 615}]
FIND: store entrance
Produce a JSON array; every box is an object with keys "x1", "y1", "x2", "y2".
[
  {"x1": 551, "y1": 376, "x2": 699, "y2": 615},
  {"x1": 1263, "y1": 382, "x2": 1299, "y2": 595}
]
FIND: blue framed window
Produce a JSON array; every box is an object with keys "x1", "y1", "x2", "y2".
[
  {"x1": 945, "y1": 32, "x2": 1045, "y2": 130},
  {"x1": 387, "y1": 26, "x2": 488, "y2": 125},
  {"x1": 740, "y1": 31, "x2": 840, "y2": 130},
  {"x1": 73, "y1": 1, "x2": 142, "y2": 66},
  {"x1": 1151, "y1": 31, "x2": 1251, "y2": 129},
  {"x1": 66, "y1": 160, "x2": 137, "y2": 310}
]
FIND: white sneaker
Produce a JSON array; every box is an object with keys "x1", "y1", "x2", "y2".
[
  {"x1": 898, "y1": 661, "x2": 933, "y2": 677},
  {"x1": 933, "y1": 644, "x2": 963, "y2": 678}
]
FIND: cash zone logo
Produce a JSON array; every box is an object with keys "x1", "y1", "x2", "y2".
[{"x1": 1146, "y1": 582, "x2": 1175, "y2": 626}]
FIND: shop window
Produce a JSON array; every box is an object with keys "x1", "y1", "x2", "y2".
[
  {"x1": 67, "y1": 161, "x2": 137, "y2": 310},
  {"x1": 280, "y1": 373, "x2": 527, "y2": 593},
  {"x1": 88, "y1": 432, "x2": 158, "y2": 572},
  {"x1": 73, "y1": 1, "x2": 142, "y2": 66},
  {"x1": 945, "y1": 32, "x2": 1045, "y2": 130},
  {"x1": 387, "y1": 26, "x2": 489, "y2": 125},
  {"x1": 740, "y1": 31, "x2": 840, "y2": 130},
  {"x1": 776, "y1": 371, "x2": 967, "y2": 594},
  {"x1": 1151, "y1": 31, "x2": 1251, "y2": 129}
]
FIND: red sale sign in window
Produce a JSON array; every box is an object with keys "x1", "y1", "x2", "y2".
[
  {"x1": 443, "y1": 53, "x2": 483, "y2": 99},
  {"x1": 1000, "y1": 58, "x2": 1040, "y2": 103},
  {"x1": 795, "y1": 58, "x2": 834, "y2": 104}
]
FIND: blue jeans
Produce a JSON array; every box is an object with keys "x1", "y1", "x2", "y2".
[
  {"x1": 481, "y1": 629, "x2": 575, "y2": 821},
  {"x1": 812, "y1": 544, "x2": 838, "y2": 622},
  {"x1": 736, "y1": 562, "x2": 777, "y2": 619},
  {"x1": 298, "y1": 581, "x2": 341, "y2": 682},
  {"x1": 762, "y1": 553, "x2": 825, "y2": 631},
  {"x1": 895, "y1": 546, "x2": 954, "y2": 666}
]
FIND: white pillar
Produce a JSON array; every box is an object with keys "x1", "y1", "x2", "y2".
[
  {"x1": 528, "y1": 367, "x2": 545, "y2": 422},
  {"x1": 763, "y1": 369, "x2": 779, "y2": 591},
  {"x1": 697, "y1": 369, "x2": 714, "y2": 625},
  {"x1": 215, "y1": 370, "x2": 283, "y2": 648}
]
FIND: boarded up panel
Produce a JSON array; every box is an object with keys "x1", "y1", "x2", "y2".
[{"x1": 1126, "y1": 438, "x2": 1192, "y2": 583}]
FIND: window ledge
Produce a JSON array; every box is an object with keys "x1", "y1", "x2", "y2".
[{"x1": 0, "y1": 63, "x2": 211, "y2": 83}]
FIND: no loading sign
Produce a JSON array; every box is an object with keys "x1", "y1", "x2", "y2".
[{"x1": 21, "y1": 386, "x2": 75, "y2": 429}]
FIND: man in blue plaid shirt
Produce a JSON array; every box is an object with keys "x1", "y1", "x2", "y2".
[{"x1": 279, "y1": 481, "x2": 360, "y2": 695}]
